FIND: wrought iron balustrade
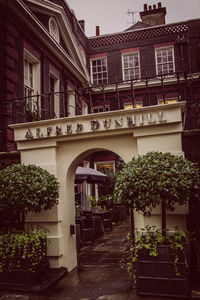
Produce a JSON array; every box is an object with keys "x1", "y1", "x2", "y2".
[{"x1": 3, "y1": 72, "x2": 200, "y2": 132}]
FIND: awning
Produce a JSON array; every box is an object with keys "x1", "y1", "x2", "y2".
[{"x1": 75, "y1": 166, "x2": 107, "y2": 184}]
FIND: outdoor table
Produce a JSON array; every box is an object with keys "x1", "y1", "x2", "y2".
[
  {"x1": 93, "y1": 210, "x2": 113, "y2": 231},
  {"x1": 76, "y1": 216, "x2": 94, "y2": 243},
  {"x1": 92, "y1": 210, "x2": 110, "y2": 218}
]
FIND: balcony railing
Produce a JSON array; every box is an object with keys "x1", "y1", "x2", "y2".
[{"x1": 3, "y1": 72, "x2": 200, "y2": 131}]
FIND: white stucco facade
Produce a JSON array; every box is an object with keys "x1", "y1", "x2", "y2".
[{"x1": 10, "y1": 102, "x2": 186, "y2": 271}]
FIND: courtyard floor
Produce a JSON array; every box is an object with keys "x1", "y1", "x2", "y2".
[{"x1": 0, "y1": 216, "x2": 200, "y2": 300}]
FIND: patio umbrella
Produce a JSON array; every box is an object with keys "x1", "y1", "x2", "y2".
[{"x1": 75, "y1": 166, "x2": 108, "y2": 184}]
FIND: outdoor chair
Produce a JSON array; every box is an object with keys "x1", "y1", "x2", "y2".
[
  {"x1": 82, "y1": 218, "x2": 95, "y2": 243},
  {"x1": 102, "y1": 211, "x2": 113, "y2": 231}
]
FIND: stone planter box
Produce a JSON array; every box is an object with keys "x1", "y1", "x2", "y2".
[
  {"x1": 136, "y1": 245, "x2": 190, "y2": 298},
  {"x1": 0, "y1": 269, "x2": 38, "y2": 287}
]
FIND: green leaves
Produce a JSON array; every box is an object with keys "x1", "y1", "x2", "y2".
[
  {"x1": 0, "y1": 164, "x2": 59, "y2": 214},
  {"x1": 0, "y1": 227, "x2": 47, "y2": 273},
  {"x1": 114, "y1": 151, "x2": 200, "y2": 215},
  {"x1": 124, "y1": 226, "x2": 192, "y2": 284}
]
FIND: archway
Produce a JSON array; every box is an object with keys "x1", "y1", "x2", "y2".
[{"x1": 10, "y1": 102, "x2": 185, "y2": 272}]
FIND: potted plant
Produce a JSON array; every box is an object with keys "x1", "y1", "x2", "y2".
[
  {"x1": 114, "y1": 151, "x2": 200, "y2": 298},
  {"x1": 0, "y1": 164, "x2": 59, "y2": 287},
  {"x1": 0, "y1": 227, "x2": 49, "y2": 286}
]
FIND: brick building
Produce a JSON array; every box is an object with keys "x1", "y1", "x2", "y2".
[{"x1": 0, "y1": 0, "x2": 200, "y2": 168}]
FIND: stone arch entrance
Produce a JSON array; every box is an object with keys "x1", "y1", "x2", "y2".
[{"x1": 10, "y1": 102, "x2": 185, "y2": 272}]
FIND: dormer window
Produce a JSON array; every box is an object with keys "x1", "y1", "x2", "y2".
[{"x1": 49, "y1": 17, "x2": 59, "y2": 43}]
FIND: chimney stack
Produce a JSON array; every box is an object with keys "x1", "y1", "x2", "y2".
[
  {"x1": 79, "y1": 20, "x2": 85, "y2": 32},
  {"x1": 144, "y1": 4, "x2": 147, "y2": 11},
  {"x1": 140, "y1": 2, "x2": 166, "y2": 26},
  {"x1": 96, "y1": 26, "x2": 100, "y2": 36}
]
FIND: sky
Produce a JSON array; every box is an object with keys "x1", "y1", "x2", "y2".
[{"x1": 66, "y1": 0, "x2": 200, "y2": 36}]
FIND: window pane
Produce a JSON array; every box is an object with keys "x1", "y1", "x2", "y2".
[
  {"x1": 124, "y1": 61, "x2": 128, "y2": 68},
  {"x1": 156, "y1": 47, "x2": 174, "y2": 75},
  {"x1": 91, "y1": 58, "x2": 107, "y2": 85},
  {"x1": 123, "y1": 53, "x2": 140, "y2": 80},
  {"x1": 169, "y1": 63, "x2": 173, "y2": 72},
  {"x1": 157, "y1": 56, "x2": 162, "y2": 63},
  {"x1": 92, "y1": 61, "x2": 97, "y2": 67}
]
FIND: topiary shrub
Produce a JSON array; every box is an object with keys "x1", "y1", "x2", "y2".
[
  {"x1": 114, "y1": 151, "x2": 200, "y2": 234},
  {"x1": 115, "y1": 152, "x2": 200, "y2": 291},
  {"x1": 0, "y1": 164, "x2": 59, "y2": 229}
]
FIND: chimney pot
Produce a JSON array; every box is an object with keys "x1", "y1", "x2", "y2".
[
  {"x1": 149, "y1": 5, "x2": 152, "y2": 10},
  {"x1": 158, "y1": 2, "x2": 162, "y2": 8},
  {"x1": 153, "y1": 4, "x2": 156, "y2": 9},
  {"x1": 144, "y1": 4, "x2": 147, "y2": 11},
  {"x1": 96, "y1": 26, "x2": 100, "y2": 36}
]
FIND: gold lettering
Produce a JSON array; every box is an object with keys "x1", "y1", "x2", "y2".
[
  {"x1": 56, "y1": 126, "x2": 62, "y2": 135},
  {"x1": 25, "y1": 128, "x2": 33, "y2": 139},
  {"x1": 139, "y1": 114, "x2": 144, "y2": 125},
  {"x1": 158, "y1": 111, "x2": 167, "y2": 122},
  {"x1": 36, "y1": 128, "x2": 43, "y2": 138},
  {"x1": 66, "y1": 124, "x2": 72, "y2": 134},
  {"x1": 47, "y1": 127, "x2": 52, "y2": 136},
  {"x1": 91, "y1": 120, "x2": 100, "y2": 130},
  {"x1": 127, "y1": 116, "x2": 136, "y2": 127},
  {"x1": 147, "y1": 113, "x2": 156, "y2": 124},
  {"x1": 114, "y1": 118, "x2": 123, "y2": 127},
  {"x1": 76, "y1": 123, "x2": 83, "y2": 132},
  {"x1": 103, "y1": 119, "x2": 111, "y2": 129}
]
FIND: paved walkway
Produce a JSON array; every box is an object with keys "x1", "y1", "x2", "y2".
[{"x1": 0, "y1": 216, "x2": 200, "y2": 300}]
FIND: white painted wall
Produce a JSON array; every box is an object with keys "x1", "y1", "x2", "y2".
[{"x1": 10, "y1": 102, "x2": 186, "y2": 271}]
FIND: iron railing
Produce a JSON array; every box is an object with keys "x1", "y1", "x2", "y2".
[{"x1": 2, "y1": 72, "x2": 200, "y2": 131}]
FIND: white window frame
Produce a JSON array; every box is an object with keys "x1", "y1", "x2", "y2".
[
  {"x1": 24, "y1": 49, "x2": 40, "y2": 114},
  {"x1": 82, "y1": 101, "x2": 88, "y2": 115},
  {"x1": 157, "y1": 98, "x2": 178, "y2": 105},
  {"x1": 93, "y1": 105, "x2": 110, "y2": 113},
  {"x1": 122, "y1": 51, "x2": 140, "y2": 81},
  {"x1": 90, "y1": 57, "x2": 108, "y2": 86},
  {"x1": 49, "y1": 17, "x2": 60, "y2": 43},
  {"x1": 95, "y1": 161, "x2": 115, "y2": 172},
  {"x1": 155, "y1": 46, "x2": 175, "y2": 76},
  {"x1": 49, "y1": 72, "x2": 60, "y2": 118},
  {"x1": 124, "y1": 102, "x2": 143, "y2": 109},
  {"x1": 94, "y1": 161, "x2": 115, "y2": 200},
  {"x1": 68, "y1": 87, "x2": 76, "y2": 116}
]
